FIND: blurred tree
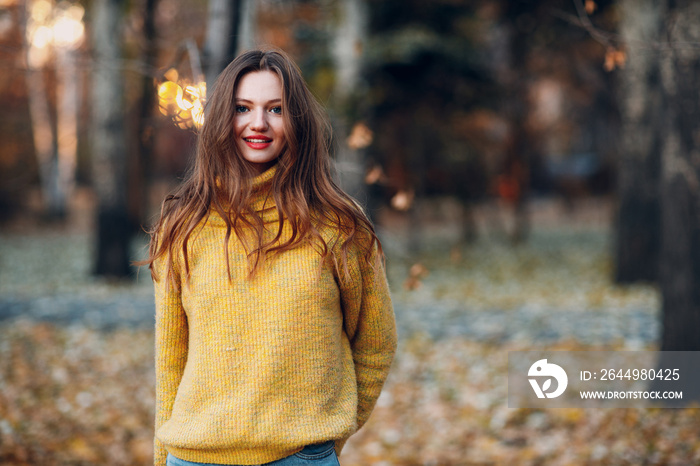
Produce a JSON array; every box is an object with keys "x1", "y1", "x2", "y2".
[
  {"x1": 132, "y1": 0, "x2": 159, "y2": 228},
  {"x1": 498, "y1": 0, "x2": 537, "y2": 244},
  {"x1": 614, "y1": 0, "x2": 662, "y2": 283},
  {"x1": 362, "y1": 0, "x2": 621, "y2": 247},
  {"x1": 363, "y1": 0, "x2": 491, "y2": 249},
  {"x1": 331, "y1": 0, "x2": 369, "y2": 202},
  {"x1": 91, "y1": 0, "x2": 131, "y2": 277},
  {"x1": 22, "y1": 1, "x2": 55, "y2": 218},
  {"x1": 203, "y1": 0, "x2": 256, "y2": 90},
  {"x1": 203, "y1": 0, "x2": 240, "y2": 90},
  {"x1": 23, "y1": 0, "x2": 85, "y2": 220},
  {"x1": 497, "y1": 0, "x2": 618, "y2": 243},
  {"x1": 612, "y1": 0, "x2": 700, "y2": 353},
  {"x1": 657, "y1": 0, "x2": 700, "y2": 352},
  {"x1": 237, "y1": 0, "x2": 257, "y2": 54}
]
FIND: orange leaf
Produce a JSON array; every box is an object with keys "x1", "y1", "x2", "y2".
[
  {"x1": 347, "y1": 122, "x2": 374, "y2": 150},
  {"x1": 614, "y1": 49, "x2": 627, "y2": 68},
  {"x1": 604, "y1": 47, "x2": 621, "y2": 71},
  {"x1": 585, "y1": 0, "x2": 597, "y2": 14}
]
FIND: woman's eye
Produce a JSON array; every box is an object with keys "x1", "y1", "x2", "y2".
[
  {"x1": 270, "y1": 106, "x2": 282, "y2": 115},
  {"x1": 235, "y1": 105, "x2": 248, "y2": 113}
]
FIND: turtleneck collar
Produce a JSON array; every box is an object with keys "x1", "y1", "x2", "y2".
[
  {"x1": 251, "y1": 163, "x2": 277, "y2": 193},
  {"x1": 209, "y1": 164, "x2": 278, "y2": 228},
  {"x1": 249, "y1": 163, "x2": 277, "y2": 214}
]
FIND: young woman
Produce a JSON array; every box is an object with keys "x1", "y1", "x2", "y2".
[{"x1": 146, "y1": 49, "x2": 397, "y2": 466}]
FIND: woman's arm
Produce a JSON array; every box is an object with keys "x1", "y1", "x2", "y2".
[
  {"x1": 338, "y1": 239, "x2": 398, "y2": 432},
  {"x1": 153, "y1": 256, "x2": 189, "y2": 466}
]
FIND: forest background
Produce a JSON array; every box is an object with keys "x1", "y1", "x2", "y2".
[{"x1": 2, "y1": 0, "x2": 700, "y2": 464}]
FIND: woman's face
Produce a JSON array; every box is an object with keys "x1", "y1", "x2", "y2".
[{"x1": 233, "y1": 70, "x2": 286, "y2": 173}]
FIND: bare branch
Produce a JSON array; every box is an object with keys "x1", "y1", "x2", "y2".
[{"x1": 553, "y1": 0, "x2": 700, "y2": 55}]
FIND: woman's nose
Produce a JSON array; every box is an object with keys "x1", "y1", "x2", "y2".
[{"x1": 250, "y1": 109, "x2": 268, "y2": 131}]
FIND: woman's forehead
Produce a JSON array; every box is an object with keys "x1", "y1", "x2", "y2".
[{"x1": 235, "y1": 71, "x2": 283, "y2": 100}]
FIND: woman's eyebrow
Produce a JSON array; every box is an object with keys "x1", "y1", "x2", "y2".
[{"x1": 235, "y1": 98, "x2": 282, "y2": 104}]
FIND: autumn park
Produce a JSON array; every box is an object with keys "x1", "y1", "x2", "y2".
[{"x1": 2, "y1": 0, "x2": 700, "y2": 464}]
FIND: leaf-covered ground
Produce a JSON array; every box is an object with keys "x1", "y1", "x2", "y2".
[
  {"x1": 3, "y1": 324, "x2": 700, "y2": 465},
  {"x1": 2, "y1": 214, "x2": 698, "y2": 465},
  {"x1": 0, "y1": 323, "x2": 154, "y2": 465}
]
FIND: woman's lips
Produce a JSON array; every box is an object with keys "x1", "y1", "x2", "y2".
[{"x1": 243, "y1": 136, "x2": 272, "y2": 150}]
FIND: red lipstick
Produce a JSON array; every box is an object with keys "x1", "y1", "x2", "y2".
[{"x1": 243, "y1": 135, "x2": 272, "y2": 150}]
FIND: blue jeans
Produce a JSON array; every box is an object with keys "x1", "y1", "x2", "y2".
[{"x1": 166, "y1": 441, "x2": 340, "y2": 466}]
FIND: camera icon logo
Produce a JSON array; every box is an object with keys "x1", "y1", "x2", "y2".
[{"x1": 528, "y1": 359, "x2": 568, "y2": 399}]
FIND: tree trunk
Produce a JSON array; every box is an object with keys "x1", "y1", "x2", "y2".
[
  {"x1": 55, "y1": 47, "x2": 79, "y2": 219},
  {"x1": 331, "y1": 0, "x2": 369, "y2": 202},
  {"x1": 614, "y1": 0, "x2": 663, "y2": 284},
  {"x1": 500, "y1": 2, "x2": 533, "y2": 244},
  {"x1": 131, "y1": 0, "x2": 159, "y2": 226},
  {"x1": 237, "y1": 0, "x2": 257, "y2": 54},
  {"x1": 25, "y1": 66, "x2": 59, "y2": 217},
  {"x1": 203, "y1": 0, "x2": 239, "y2": 90},
  {"x1": 658, "y1": 0, "x2": 700, "y2": 353},
  {"x1": 203, "y1": 0, "x2": 256, "y2": 92},
  {"x1": 91, "y1": 0, "x2": 131, "y2": 277},
  {"x1": 23, "y1": 1, "x2": 60, "y2": 219}
]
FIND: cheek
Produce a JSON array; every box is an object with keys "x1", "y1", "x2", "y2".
[{"x1": 275, "y1": 120, "x2": 287, "y2": 141}]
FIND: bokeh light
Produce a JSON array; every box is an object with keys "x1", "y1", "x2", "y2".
[{"x1": 157, "y1": 70, "x2": 206, "y2": 130}]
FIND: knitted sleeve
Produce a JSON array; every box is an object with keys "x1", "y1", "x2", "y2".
[
  {"x1": 338, "y1": 237, "x2": 398, "y2": 432},
  {"x1": 153, "y1": 253, "x2": 189, "y2": 466}
]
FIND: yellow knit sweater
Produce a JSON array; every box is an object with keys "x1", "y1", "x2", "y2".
[{"x1": 153, "y1": 165, "x2": 397, "y2": 466}]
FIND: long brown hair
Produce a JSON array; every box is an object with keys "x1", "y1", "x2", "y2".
[{"x1": 145, "y1": 49, "x2": 380, "y2": 284}]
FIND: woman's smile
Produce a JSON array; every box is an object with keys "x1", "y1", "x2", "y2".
[{"x1": 243, "y1": 135, "x2": 273, "y2": 150}]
